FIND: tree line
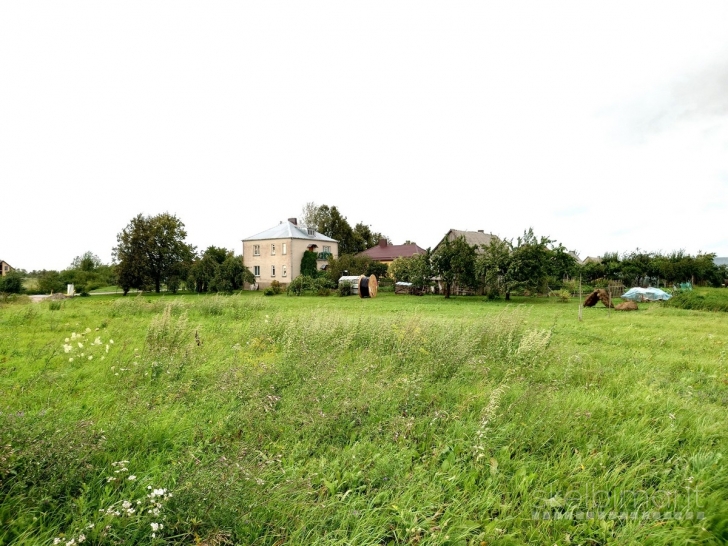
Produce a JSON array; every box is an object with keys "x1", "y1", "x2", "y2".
[{"x1": 386, "y1": 229, "x2": 727, "y2": 299}]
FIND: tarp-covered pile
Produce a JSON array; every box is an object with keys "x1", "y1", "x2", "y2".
[{"x1": 621, "y1": 287, "x2": 671, "y2": 302}]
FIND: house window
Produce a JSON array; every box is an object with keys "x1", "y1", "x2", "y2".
[
  {"x1": 253, "y1": 265, "x2": 260, "y2": 277},
  {"x1": 271, "y1": 265, "x2": 276, "y2": 277},
  {"x1": 282, "y1": 265, "x2": 287, "y2": 277},
  {"x1": 271, "y1": 244, "x2": 276, "y2": 256},
  {"x1": 282, "y1": 243, "x2": 287, "y2": 255},
  {"x1": 253, "y1": 245, "x2": 260, "y2": 256},
  {"x1": 323, "y1": 246, "x2": 331, "y2": 254},
  {"x1": 307, "y1": 228, "x2": 315, "y2": 236}
]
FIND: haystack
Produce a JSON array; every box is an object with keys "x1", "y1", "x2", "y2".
[
  {"x1": 615, "y1": 301, "x2": 638, "y2": 311},
  {"x1": 583, "y1": 288, "x2": 614, "y2": 308}
]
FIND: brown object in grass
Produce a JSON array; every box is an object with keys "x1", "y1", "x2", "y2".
[
  {"x1": 615, "y1": 301, "x2": 638, "y2": 311},
  {"x1": 583, "y1": 289, "x2": 600, "y2": 307},
  {"x1": 583, "y1": 288, "x2": 614, "y2": 308}
]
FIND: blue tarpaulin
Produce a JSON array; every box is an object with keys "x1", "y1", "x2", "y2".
[{"x1": 621, "y1": 287, "x2": 672, "y2": 302}]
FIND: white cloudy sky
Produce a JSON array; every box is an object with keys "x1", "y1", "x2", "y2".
[{"x1": 2, "y1": 2, "x2": 727, "y2": 272}]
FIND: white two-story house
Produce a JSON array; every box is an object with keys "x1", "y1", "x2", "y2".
[{"x1": 242, "y1": 218, "x2": 338, "y2": 289}]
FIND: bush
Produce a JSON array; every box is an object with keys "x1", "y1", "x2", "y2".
[
  {"x1": 263, "y1": 287, "x2": 276, "y2": 296},
  {"x1": 555, "y1": 289, "x2": 571, "y2": 303},
  {"x1": 0, "y1": 271, "x2": 24, "y2": 294},
  {"x1": 270, "y1": 280, "x2": 283, "y2": 295},
  {"x1": 338, "y1": 280, "x2": 352, "y2": 297},
  {"x1": 287, "y1": 276, "x2": 315, "y2": 296},
  {"x1": 665, "y1": 289, "x2": 728, "y2": 313}
]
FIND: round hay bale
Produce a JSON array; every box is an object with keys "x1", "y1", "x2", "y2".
[{"x1": 615, "y1": 301, "x2": 638, "y2": 311}]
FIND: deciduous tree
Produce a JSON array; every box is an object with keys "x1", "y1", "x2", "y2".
[{"x1": 113, "y1": 213, "x2": 195, "y2": 295}]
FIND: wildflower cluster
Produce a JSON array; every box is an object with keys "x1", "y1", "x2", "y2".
[
  {"x1": 51, "y1": 460, "x2": 172, "y2": 544},
  {"x1": 62, "y1": 327, "x2": 114, "y2": 363}
]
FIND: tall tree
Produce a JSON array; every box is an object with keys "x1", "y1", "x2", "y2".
[
  {"x1": 432, "y1": 236, "x2": 477, "y2": 298},
  {"x1": 70, "y1": 251, "x2": 102, "y2": 272},
  {"x1": 113, "y1": 213, "x2": 195, "y2": 294},
  {"x1": 301, "y1": 203, "x2": 388, "y2": 255}
]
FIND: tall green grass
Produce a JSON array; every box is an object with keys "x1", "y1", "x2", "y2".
[
  {"x1": 1, "y1": 293, "x2": 728, "y2": 544},
  {"x1": 665, "y1": 288, "x2": 728, "y2": 313}
]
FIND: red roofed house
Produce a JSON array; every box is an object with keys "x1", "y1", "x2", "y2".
[{"x1": 357, "y1": 239, "x2": 426, "y2": 264}]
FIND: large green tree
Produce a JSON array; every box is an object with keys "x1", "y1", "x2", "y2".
[
  {"x1": 113, "y1": 213, "x2": 195, "y2": 295},
  {"x1": 432, "y1": 236, "x2": 477, "y2": 298},
  {"x1": 301, "y1": 202, "x2": 388, "y2": 255}
]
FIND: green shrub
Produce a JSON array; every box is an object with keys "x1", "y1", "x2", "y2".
[
  {"x1": 555, "y1": 289, "x2": 571, "y2": 303},
  {"x1": 0, "y1": 271, "x2": 24, "y2": 294},
  {"x1": 338, "y1": 280, "x2": 352, "y2": 297},
  {"x1": 263, "y1": 287, "x2": 275, "y2": 296},
  {"x1": 270, "y1": 280, "x2": 283, "y2": 295},
  {"x1": 665, "y1": 289, "x2": 728, "y2": 312}
]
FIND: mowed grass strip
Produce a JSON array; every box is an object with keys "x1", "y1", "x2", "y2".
[{"x1": 1, "y1": 292, "x2": 728, "y2": 545}]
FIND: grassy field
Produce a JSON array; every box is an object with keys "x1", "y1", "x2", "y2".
[{"x1": 1, "y1": 292, "x2": 728, "y2": 545}]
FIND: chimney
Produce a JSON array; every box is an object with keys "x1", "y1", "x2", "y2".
[
  {"x1": 478, "y1": 229, "x2": 484, "y2": 233},
  {"x1": 378, "y1": 238, "x2": 387, "y2": 248},
  {"x1": 288, "y1": 217, "x2": 298, "y2": 225}
]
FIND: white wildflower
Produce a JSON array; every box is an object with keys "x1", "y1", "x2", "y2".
[
  {"x1": 63, "y1": 344, "x2": 72, "y2": 353},
  {"x1": 88, "y1": 356, "x2": 93, "y2": 360},
  {"x1": 65, "y1": 539, "x2": 75, "y2": 546},
  {"x1": 78, "y1": 342, "x2": 83, "y2": 349},
  {"x1": 65, "y1": 338, "x2": 70, "y2": 342},
  {"x1": 128, "y1": 475, "x2": 136, "y2": 481},
  {"x1": 110, "y1": 339, "x2": 114, "y2": 344},
  {"x1": 85, "y1": 327, "x2": 91, "y2": 333},
  {"x1": 105, "y1": 344, "x2": 109, "y2": 353},
  {"x1": 151, "y1": 522, "x2": 161, "y2": 532},
  {"x1": 93, "y1": 337, "x2": 102, "y2": 345},
  {"x1": 54, "y1": 539, "x2": 61, "y2": 545},
  {"x1": 122, "y1": 500, "x2": 132, "y2": 509},
  {"x1": 69, "y1": 358, "x2": 74, "y2": 362},
  {"x1": 77, "y1": 534, "x2": 86, "y2": 543}
]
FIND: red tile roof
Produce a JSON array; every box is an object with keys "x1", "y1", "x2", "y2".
[{"x1": 357, "y1": 241, "x2": 426, "y2": 261}]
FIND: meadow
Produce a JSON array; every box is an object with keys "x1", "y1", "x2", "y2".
[{"x1": 1, "y1": 291, "x2": 728, "y2": 545}]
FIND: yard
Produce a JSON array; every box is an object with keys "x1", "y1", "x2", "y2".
[{"x1": 1, "y1": 291, "x2": 727, "y2": 545}]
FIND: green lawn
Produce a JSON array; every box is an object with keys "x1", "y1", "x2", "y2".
[{"x1": 1, "y1": 292, "x2": 727, "y2": 545}]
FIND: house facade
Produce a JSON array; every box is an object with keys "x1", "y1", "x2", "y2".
[
  {"x1": 242, "y1": 218, "x2": 338, "y2": 289},
  {"x1": 0, "y1": 260, "x2": 13, "y2": 277},
  {"x1": 356, "y1": 239, "x2": 426, "y2": 264}
]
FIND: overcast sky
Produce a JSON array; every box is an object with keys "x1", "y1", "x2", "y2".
[{"x1": 2, "y1": 2, "x2": 727, "y2": 272}]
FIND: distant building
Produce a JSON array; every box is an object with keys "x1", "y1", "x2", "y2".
[
  {"x1": 433, "y1": 229, "x2": 498, "y2": 255},
  {"x1": 242, "y1": 218, "x2": 338, "y2": 289},
  {"x1": 0, "y1": 260, "x2": 13, "y2": 276},
  {"x1": 357, "y1": 239, "x2": 426, "y2": 264},
  {"x1": 581, "y1": 256, "x2": 602, "y2": 265}
]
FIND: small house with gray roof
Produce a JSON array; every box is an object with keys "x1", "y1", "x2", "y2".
[
  {"x1": 242, "y1": 218, "x2": 338, "y2": 289},
  {"x1": 433, "y1": 229, "x2": 498, "y2": 255},
  {"x1": 0, "y1": 260, "x2": 13, "y2": 277}
]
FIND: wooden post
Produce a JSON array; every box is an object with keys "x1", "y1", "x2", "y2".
[{"x1": 578, "y1": 275, "x2": 583, "y2": 322}]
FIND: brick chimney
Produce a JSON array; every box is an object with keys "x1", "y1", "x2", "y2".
[
  {"x1": 378, "y1": 238, "x2": 387, "y2": 248},
  {"x1": 288, "y1": 218, "x2": 298, "y2": 225},
  {"x1": 478, "y1": 229, "x2": 484, "y2": 233}
]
